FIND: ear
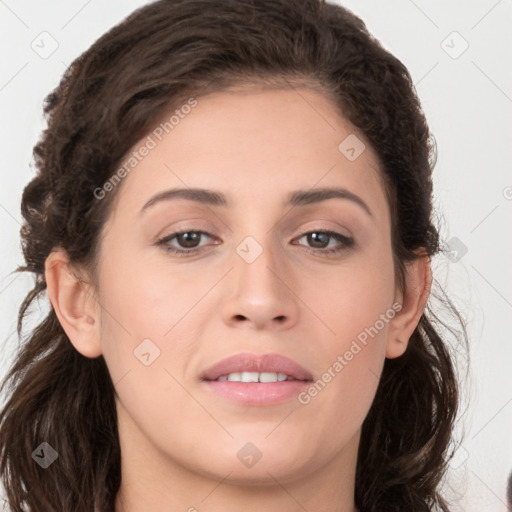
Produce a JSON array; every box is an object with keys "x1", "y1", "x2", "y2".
[
  {"x1": 386, "y1": 250, "x2": 432, "y2": 359},
  {"x1": 44, "y1": 249, "x2": 103, "y2": 358}
]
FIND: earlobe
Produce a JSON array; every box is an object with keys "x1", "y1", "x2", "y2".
[
  {"x1": 44, "y1": 249, "x2": 103, "y2": 358},
  {"x1": 386, "y1": 251, "x2": 432, "y2": 359}
]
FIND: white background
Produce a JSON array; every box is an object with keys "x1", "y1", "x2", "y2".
[{"x1": 1, "y1": 1, "x2": 511, "y2": 510}]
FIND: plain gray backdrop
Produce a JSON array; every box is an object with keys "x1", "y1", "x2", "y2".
[{"x1": 1, "y1": 1, "x2": 511, "y2": 510}]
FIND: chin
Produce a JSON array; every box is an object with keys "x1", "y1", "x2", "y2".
[
  {"x1": 185, "y1": 439, "x2": 317, "y2": 486},
  {"x1": 213, "y1": 457, "x2": 313, "y2": 487}
]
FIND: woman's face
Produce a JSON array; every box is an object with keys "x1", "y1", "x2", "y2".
[{"x1": 69, "y1": 87, "x2": 414, "y2": 486}]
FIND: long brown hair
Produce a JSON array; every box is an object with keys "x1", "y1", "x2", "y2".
[{"x1": 0, "y1": 1, "x2": 468, "y2": 510}]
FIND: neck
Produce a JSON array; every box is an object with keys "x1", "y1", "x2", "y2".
[{"x1": 116, "y1": 467, "x2": 359, "y2": 512}]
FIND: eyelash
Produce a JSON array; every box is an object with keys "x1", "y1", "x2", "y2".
[{"x1": 156, "y1": 229, "x2": 355, "y2": 257}]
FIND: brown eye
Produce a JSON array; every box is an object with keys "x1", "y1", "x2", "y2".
[
  {"x1": 295, "y1": 230, "x2": 354, "y2": 255},
  {"x1": 156, "y1": 230, "x2": 214, "y2": 255}
]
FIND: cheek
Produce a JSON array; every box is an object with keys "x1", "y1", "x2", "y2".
[
  {"x1": 96, "y1": 252, "x2": 208, "y2": 447},
  {"x1": 99, "y1": 241, "x2": 205, "y2": 335},
  {"x1": 299, "y1": 326, "x2": 386, "y2": 443},
  {"x1": 96, "y1": 249, "x2": 224, "y2": 409},
  {"x1": 296, "y1": 254, "x2": 394, "y2": 427},
  {"x1": 96, "y1": 244, "x2": 188, "y2": 372},
  {"x1": 303, "y1": 252, "x2": 396, "y2": 344}
]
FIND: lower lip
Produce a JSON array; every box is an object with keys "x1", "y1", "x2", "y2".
[{"x1": 202, "y1": 380, "x2": 311, "y2": 406}]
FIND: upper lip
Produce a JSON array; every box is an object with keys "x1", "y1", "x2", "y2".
[{"x1": 201, "y1": 352, "x2": 314, "y2": 381}]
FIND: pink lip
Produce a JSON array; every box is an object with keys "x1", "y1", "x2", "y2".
[{"x1": 200, "y1": 352, "x2": 313, "y2": 407}]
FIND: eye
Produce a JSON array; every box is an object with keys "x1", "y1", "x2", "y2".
[
  {"x1": 294, "y1": 230, "x2": 354, "y2": 255},
  {"x1": 156, "y1": 230, "x2": 214, "y2": 255},
  {"x1": 156, "y1": 229, "x2": 355, "y2": 257}
]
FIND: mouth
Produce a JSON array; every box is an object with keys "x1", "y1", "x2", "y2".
[
  {"x1": 201, "y1": 352, "x2": 313, "y2": 382},
  {"x1": 210, "y1": 371, "x2": 300, "y2": 383},
  {"x1": 200, "y1": 352, "x2": 313, "y2": 406}
]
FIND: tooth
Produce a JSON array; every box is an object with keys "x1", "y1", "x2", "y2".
[
  {"x1": 219, "y1": 372, "x2": 292, "y2": 382},
  {"x1": 241, "y1": 371, "x2": 259, "y2": 383},
  {"x1": 259, "y1": 372, "x2": 278, "y2": 383}
]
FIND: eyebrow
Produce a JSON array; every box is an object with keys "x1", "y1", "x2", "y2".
[{"x1": 140, "y1": 186, "x2": 373, "y2": 217}]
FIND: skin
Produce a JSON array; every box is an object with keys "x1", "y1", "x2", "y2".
[{"x1": 45, "y1": 86, "x2": 431, "y2": 512}]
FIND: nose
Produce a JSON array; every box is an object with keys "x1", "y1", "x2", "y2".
[{"x1": 220, "y1": 236, "x2": 299, "y2": 331}]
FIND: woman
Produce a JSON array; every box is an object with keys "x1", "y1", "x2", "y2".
[{"x1": 0, "y1": 0, "x2": 467, "y2": 511}]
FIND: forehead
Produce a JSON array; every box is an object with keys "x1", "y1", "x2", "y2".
[{"x1": 106, "y1": 87, "x2": 389, "y2": 224}]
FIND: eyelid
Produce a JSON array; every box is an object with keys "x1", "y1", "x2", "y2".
[{"x1": 295, "y1": 219, "x2": 353, "y2": 237}]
